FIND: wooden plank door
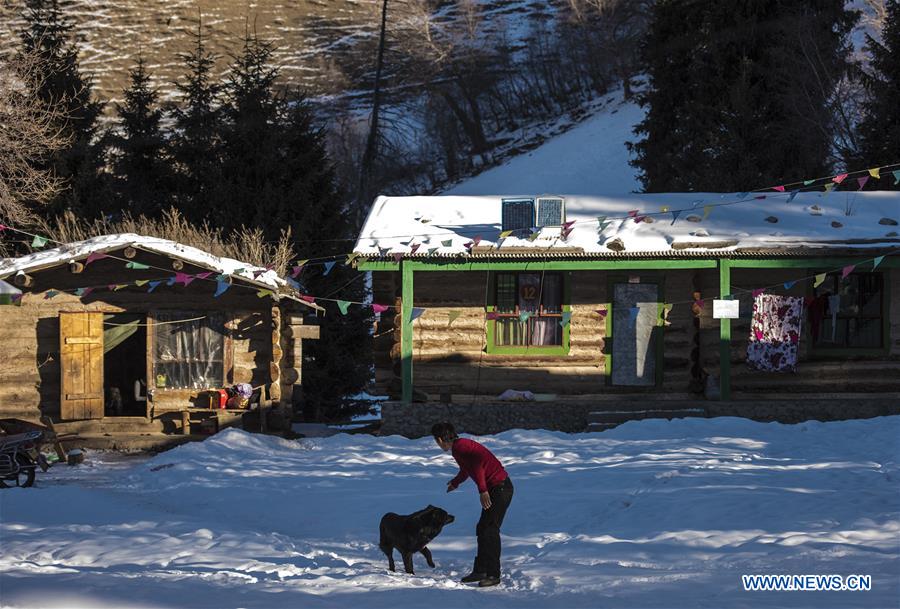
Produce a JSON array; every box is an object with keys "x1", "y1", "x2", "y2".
[{"x1": 59, "y1": 312, "x2": 104, "y2": 420}]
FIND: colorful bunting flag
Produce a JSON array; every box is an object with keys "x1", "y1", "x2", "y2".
[
  {"x1": 702, "y1": 205, "x2": 713, "y2": 221},
  {"x1": 126, "y1": 261, "x2": 149, "y2": 270},
  {"x1": 737, "y1": 192, "x2": 750, "y2": 199},
  {"x1": 670, "y1": 210, "x2": 682, "y2": 225},
  {"x1": 856, "y1": 176, "x2": 869, "y2": 190},
  {"x1": 787, "y1": 190, "x2": 800, "y2": 203},
  {"x1": 873, "y1": 256, "x2": 885, "y2": 270},
  {"x1": 803, "y1": 180, "x2": 815, "y2": 186},
  {"x1": 215, "y1": 273, "x2": 228, "y2": 281},
  {"x1": 597, "y1": 216, "x2": 611, "y2": 233},
  {"x1": 823, "y1": 183, "x2": 835, "y2": 194},
  {"x1": 773, "y1": 185, "x2": 785, "y2": 192},
  {"x1": 147, "y1": 281, "x2": 162, "y2": 293},
  {"x1": 473, "y1": 236, "x2": 482, "y2": 247},
  {"x1": 135, "y1": 279, "x2": 149, "y2": 287},
  {"x1": 595, "y1": 309, "x2": 608, "y2": 318},
  {"x1": 448, "y1": 310, "x2": 462, "y2": 326},
  {"x1": 322, "y1": 261, "x2": 336, "y2": 276},
  {"x1": 893, "y1": 170, "x2": 900, "y2": 185},
  {"x1": 561, "y1": 220, "x2": 576, "y2": 240},
  {"x1": 196, "y1": 272, "x2": 212, "y2": 280},
  {"x1": 256, "y1": 289, "x2": 274, "y2": 298},
  {"x1": 814, "y1": 273, "x2": 827, "y2": 288},
  {"x1": 528, "y1": 230, "x2": 541, "y2": 242},
  {"x1": 290, "y1": 264, "x2": 304, "y2": 277},
  {"x1": 409, "y1": 243, "x2": 421, "y2": 255},
  {"x1": 286, "y1": 278, "x2": 301, "y2": 291},
  {"x1": 110, "y1": 284, "x2": 127, "y2": 291},
  {"x1": 627, "y1": 210, "x2": 639, "y2": 220},
  {"x1": 427, "y1": 247, "x2": 439, "y2": 256},
  {"x1": 410, "y1": 307, "x2": 426, "y2": 322},
  {"x1": 499, "y1": 230, "x2": 513, "y2": 239},
  {"x1": 300, "y1": 295, "x2": 316, "y2": 303},
  {"x1": 519, "y1": 311, "x2": 532, "y2": 323},
  {"x1": 559, "y1": 311, "x2": 572, "y2": 328},
  {"x1": 441, "y1": 239, "x2": 453, "y2": 247},
  {"x1": 833, "y1": 173, "x2": 848, "y2": 184},
  {"x1": 345, "y1": 253, "x2": 360, "y2": 266},
  {"x1": 337, "y1": 300, "x2": 351, "y2": 314},
  {"x1": 85, "y1": 252, "x2": 108, "y2": 265},
  {"x1": 175, "y1": 272, "x2": 195, "y2": 286},
  {"x1": 868, "y1": 168, "x2": 881, "y2": 179},
  {"x1": 44, "y1": 290, "x2": 58, "y2": 299},
  {"x1": 393, "y1": 253, "x2": 403, "y2": 263},
  {"x1": 31, "y1": 235, "x2": 48, "y2": 248},
  {"x1": 167, "y1": 276, "x2": 177, "y2": 286},
  {"x1": 783, "y1": 280, "x2": 797, "y2": 290},
  {"x1": 252, "y1": 269, "x2": 266, "y2": 279},
  {"x1": 841, "y1": 264, "x2": 855, "y2": 279},
  {"x1": 213, "y1": 279, "x2": 231, "y2": 298},
  {"x1": 372, "y1": 303, "x2": 389, "y2": 314}
]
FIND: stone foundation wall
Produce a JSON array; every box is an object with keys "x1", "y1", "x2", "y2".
[{"x1": 380, "y1": 398, "x2": 900, "y2": 438}]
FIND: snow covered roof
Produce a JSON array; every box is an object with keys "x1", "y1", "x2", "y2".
[
  {"x1": 354, "y1": 192, "x2": 900, "y2": 258},
  {"x1": 0, "y1": 233, "x2": 318, "y2": 308}
]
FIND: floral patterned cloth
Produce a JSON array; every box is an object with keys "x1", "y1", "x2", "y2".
[{"x1": 746, "y1": 294, "x2": 803, "y2": 372}]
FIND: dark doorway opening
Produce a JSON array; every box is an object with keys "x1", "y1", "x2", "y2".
[{"x1": 103, "y1": 313, "x2": 147, "y2": 416}]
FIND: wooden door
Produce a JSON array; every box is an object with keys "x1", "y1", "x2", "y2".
[
  {"x1": 59, "y1": 312, "x2": 104, "y2": 420},
  {"x1": 611, "y1": 283, "x2": 659, "y2": 386}
]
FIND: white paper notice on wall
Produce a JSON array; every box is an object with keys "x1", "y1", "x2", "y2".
[{"x1": 713, "y1": 299, "x2": 740, "y2": 319}]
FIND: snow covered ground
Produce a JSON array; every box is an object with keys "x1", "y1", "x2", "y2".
[{"x1": 1, "y1": 416, "x2": 898, "y2": 609}]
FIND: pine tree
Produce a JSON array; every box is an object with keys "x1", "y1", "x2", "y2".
[
  {"x1": 19, "y1": 0, "x2": 105, "y2": 215},
  {"x1": 631, "y1": 0, "x2": 858, "y2": 191},
  {"x1": 170, "y1": 20, "x2": 223, "y2": 220},
  {"x1": 855, "y1": 0, "x2": 900, "y2": 189},
  {"x1": 109, "y1": 55, "x2": 171, "y2": 216}
]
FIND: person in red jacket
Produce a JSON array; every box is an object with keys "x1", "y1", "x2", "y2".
[{"x1": 432, "y1": 421, "x2": 514, "y2": 588}]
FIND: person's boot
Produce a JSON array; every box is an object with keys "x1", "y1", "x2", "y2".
[
  {"x1": 478, "y1": 575, "x2": 501, "y2": 587},
  {"x1": 460, "y1": 571, "x2": 486, "y2": 584}
]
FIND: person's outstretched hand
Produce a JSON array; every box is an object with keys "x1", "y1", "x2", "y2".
[
  {"x1": 480, "y1": 491, "x2": 492, "y2": 510},
  {"x1": 446, "y1": 481, "x2": 457, "y2": 493}
]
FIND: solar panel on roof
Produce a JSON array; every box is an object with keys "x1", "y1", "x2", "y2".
[
  {"x1": 502, "y1": 199, "x2": 535, "y2": 232},
  {"x1": 537, "y1": 197, "x2": 565, "y2": 226}
]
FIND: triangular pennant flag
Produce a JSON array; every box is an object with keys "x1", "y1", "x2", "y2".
[
  {"x1": 322, "y1": 261, "x2": 336, "y2": 276},
  {"x1": 528, "y1": 230, "x2": 541, "y2": 242},
  {"x1": 256, "y1": 289, "x2": 274, "y2": 298},
  {"x1": 427, "y1": 247, "x2": 439, "y2": 256},
  {"x1": 31, "y1": 235, "x2": 48, "y2": 248},
  {"x1": 519, "y1": 311, "x2": 532, "y2": 323},
  {"x1": 110, "y1": 284, "x2": 127, "y2": 291},
  {"x1": 702, "y1": 205, "x2": 713, "y2": 220},
  {"x1": 463, "y1": 241, "x2": 474, "y2": 251},
  {"x1": 627, "y1": 209, "x2": 639, "y2": 220},
  {"x1": 787, "y1": 190, "x2": 800, "y2": 203},
  {"x1": 345, "y1": 253, "x2": 360, "y2": 266},
  {"x1": 841, "y1": 264, "x2": 855, "y2": 279},
  {"x1": 893, "y1": 170, "x2": 900, "y2": 185},
  {"x1": 0, "y1": 224, "x2": 8, "y2": 232},
  {"x1": 559, "y1": 311, "x2": 572, "y2": 328},
  {"x1": 300, "y1": 295, "x2": 316, "y2": 303},
  {"x1": 233, "y1": 268, "x2": 246, "y2": 275},
  {"x1": 802, "y1": 180, "x2": 814, "y2": 186},
  {"x1": 499, "y1": 230, "x2": 513, "y2": 239},
  {"x1": 134, "y1": 279, "x2": 149, "y2": 287},
  {"x1": 214, "y1": 280, "x2": 231, "y2": 298},
  {"x1": 754, "y1": 195, "x2": 767, "y2": 200},
  {"x1": 873, "y1": 255, "x2": 885, "y2": 270},
  {"x1": 410, "y1": 307, "x2": 426, "y2": 322},
  {"x1": 215, "y1": 273, "x2": 228, "y2": 281},
  {"x1": 595, "y1": 308, "x2": 608, "y2": 318},
  {"x1": 175, "y1": 272, "x2": 195, "y2": 286},
  {"x1": 773, "y1": 185, "x2": 785, "y2": 192},
  {"x1": 195, "y1": 272, "x2": 212, "y2": 280},
  {"x1": 291, "y1": 261, "x2": 307, "y2": 278},
  {"x1": 868, "y1": 168, "x2": 880, "y2": 179},
  {"x1": 286, "y1": 278, "x2": 301, "y2": 291},
  {"x1": 125, "y1": 261, "x2": 150, "y2": 270},
  {"x1": 814, "y1": 273, "x2": 827, "y2": 288},
  {"x1": 737, "y1": 192, "x2": 750, "y2": 199},
  {"x1": 409, "y1": 243, "x2": 421, "y2": 255},
  {"x1": 147, "y1": 281, "x2": 162, "y2": 293},
  {"x1": 448, "y1": 310, "x2": 462, "y2": 326},
  {"x1": 628, "y1": 306, "x2": 640, "y2": 324},
  {"x1": 372, "y1": 303, "x2": 389, "y2": 314},
  {"x1": 833, "y1": 173, "x2": 848, "y2": 184},
  {"x1": 670, "y1": 210, "x2": 681, "y2": 225},
  {"x1": 751, "y1": 288, "x2": 765, "y2": 298},
  {"x1": 823, "y1": 183, "x2": 835, "y2": 194},
  {"x1": 783, "y1": 280, "x2": 797, "y2": 290},
  {"x1": 441, "y1": 239, "x2": 453, "y2": 247},
  {"x1": 85, "y1": 252, "x2": 108, "y2": 265},
  {"x1": 857, "y1": 176, "x2": 869, "y2": 190},
  {"x1": 393, "y1": 253, "x2": 403, "y2": 263},
  {"x1": 75, "y1": 287, "x2": 93, "y2": 297},
  {"x1": 337, "y1": 300, "x2": 351, "y2": 315},
  {"x1": 167, "y1": 276, "x2": 177, "y2": 286},
  {"x1": 44, "y1": 290, "x2": 58, "y2": 299}
]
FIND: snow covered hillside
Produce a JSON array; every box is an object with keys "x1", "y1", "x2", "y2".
[
  {"x1": 444, "y1": 90, "x2": 644, "y2": 196},
  {"x1": 1, "y1": 417, "x2": 898, "y2": 608}
]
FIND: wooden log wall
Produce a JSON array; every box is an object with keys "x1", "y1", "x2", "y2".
[
  {"x1": 696, "y1": 268, "x2": 900, "y2": 394},
  {"x1": 371, "y1": 269, "x2": 699, "y2": 397},
  {"x1": 0, "y1": 249, "x2": 275, "y2": 422}
]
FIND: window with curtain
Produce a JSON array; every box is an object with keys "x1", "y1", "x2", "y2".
[
  {"x1": 813, "y1": 272, "x2": 883, "y2": 349},
  {"x1": 494, "y1": 272, "x2": 564, "y2": 347},
  {"x1": 153, "y1": 312, "x2": 226, "y2": 389}
]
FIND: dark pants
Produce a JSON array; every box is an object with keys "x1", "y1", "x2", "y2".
[{"x1": 474, "y1": 477, "x2": 514, "y2": 577}]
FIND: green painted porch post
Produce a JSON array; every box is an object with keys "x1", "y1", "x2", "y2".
[
  {"x1": 401, "y1": 261, "x2": 414, "y2": 403},
  {"x1": 719, "y1": 258, "x2": 731, "y2": 401}
]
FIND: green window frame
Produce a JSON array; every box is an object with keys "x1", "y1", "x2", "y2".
[
  {"x1": 485, "y1": 272, "x2": 571, "y2": 355},
  {"x1": 809, "y1": 270, "x2": 890, "y2": 356}
]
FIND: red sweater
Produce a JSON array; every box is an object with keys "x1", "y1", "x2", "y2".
[{"x1": 449, "y1": 438, "x2": 508, "y2": 493}]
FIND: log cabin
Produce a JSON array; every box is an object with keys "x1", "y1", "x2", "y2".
[
  {"x1": 354, "y1": 192, "x2": 900, "y2": 437},
  {"x1": 0, "y1": 234, "x2": 320, "y2": 449}
]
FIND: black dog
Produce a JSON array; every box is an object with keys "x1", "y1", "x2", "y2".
[{"x1": 379, "y1": 505, "x2": 455, "y2": 574}]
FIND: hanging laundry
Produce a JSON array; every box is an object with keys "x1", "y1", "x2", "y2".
[{"x1": 746, "y1": 294, "x2": 803, "y2": 372}]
